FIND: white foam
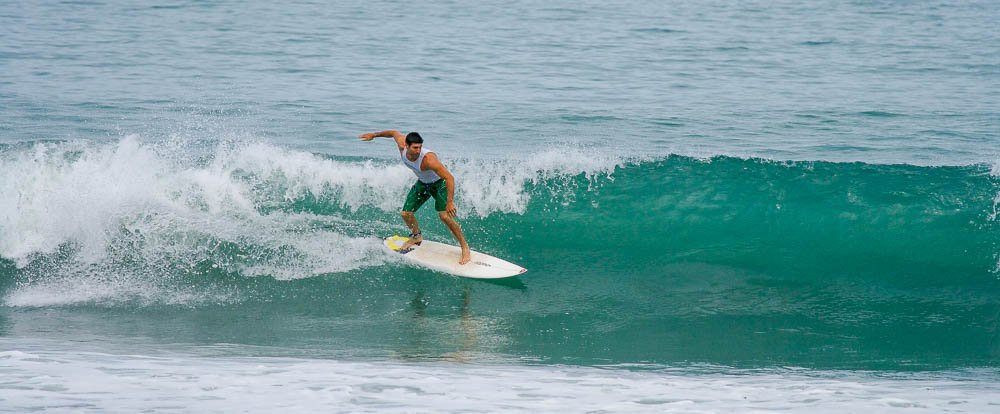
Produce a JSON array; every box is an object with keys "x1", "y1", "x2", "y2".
[
  {"x1": 0, "y1": 138, "x2": 162, "y2": 265},
  {"x1": 224, "y1": 141, "x2": 417, "y2": 212},
  {"x1": 0, "y1": 138, "x2": 393, "y2": 306},
  {"x1": 1, "y1": 344, "x2": 997, "y2": 413}
]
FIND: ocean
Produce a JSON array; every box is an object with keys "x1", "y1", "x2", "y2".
[{"x1": 2, "y1": 0, "x2": 999, "y2": 412}]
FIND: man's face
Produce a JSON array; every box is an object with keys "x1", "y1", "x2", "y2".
[{"x1": 406, "y1": 143, "x2": 422, "y2": 159}]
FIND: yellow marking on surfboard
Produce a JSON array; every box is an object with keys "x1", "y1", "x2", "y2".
[{"x1": 386, "y1": 235, "x2": 410, "y2": 252}]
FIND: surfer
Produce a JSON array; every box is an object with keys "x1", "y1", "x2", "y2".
[{"x1": 359, "y1": 130, "x2": 471, "y2": 265}]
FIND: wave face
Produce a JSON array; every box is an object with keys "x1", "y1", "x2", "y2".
[{"x1": 1, "y1": 138, "x2": 998, "y2": 369}]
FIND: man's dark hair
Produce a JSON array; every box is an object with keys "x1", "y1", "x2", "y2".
[{"x1": 405, "y1": 132, "x2": 423, "y2": 146}]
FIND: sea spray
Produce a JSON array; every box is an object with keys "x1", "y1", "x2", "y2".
[{"x1": 0, "y1": 138, "x2": 636, "y2": 305}]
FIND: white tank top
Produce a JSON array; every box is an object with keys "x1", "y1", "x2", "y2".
[{"x1": 400, "y1": 147, "x2": 442, "y2": 183}]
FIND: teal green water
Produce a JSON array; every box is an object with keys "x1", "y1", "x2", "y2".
[{"x1": 2, "y1": 147, "x2": 997, "y2": 370}]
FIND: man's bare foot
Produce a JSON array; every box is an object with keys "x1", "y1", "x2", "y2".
[
  {"x1": 459, "y1": 247, "x2": 471, "y2": 265},
  {"x1": 401, "y1": 232, "x2": 422, "y2": 251}
]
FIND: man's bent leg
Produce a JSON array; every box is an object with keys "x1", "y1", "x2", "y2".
[
  {"x1": 439, "y1": 212, "x2": 471, "y2": 265},
  {"x1": 400, "y1": 211, "x2": 423, "y2": 249},
  {"x1": 401, "y1": 181, "x2": 430, "y2": 250}
]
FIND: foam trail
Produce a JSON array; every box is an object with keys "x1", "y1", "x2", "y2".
[{"x1": 2, "y1": 345, "x2": 999, "y2": 413}]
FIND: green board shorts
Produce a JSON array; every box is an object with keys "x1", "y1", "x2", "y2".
[{"x1": 402, "y1": 179, "x2": 448, "y2": 212}]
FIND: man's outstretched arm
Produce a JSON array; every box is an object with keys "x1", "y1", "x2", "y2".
[{"x1": 359, "y1": 130, "x2": 405, "y2": 150}]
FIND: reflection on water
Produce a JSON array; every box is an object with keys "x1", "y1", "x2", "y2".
[{"x1": 396, "y1": 282, "x2": 517, "y2": 363}]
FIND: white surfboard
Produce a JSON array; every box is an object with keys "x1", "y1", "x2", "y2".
[{"x1": 384, "y1": 235, "x2": 527, "y2": 279}]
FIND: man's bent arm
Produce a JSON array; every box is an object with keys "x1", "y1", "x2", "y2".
[{"x1": 425, "y1": 154, "x2": 459, "y2": 216}]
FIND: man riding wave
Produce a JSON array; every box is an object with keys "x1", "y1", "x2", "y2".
[{"x1": 359, "y1": 130, "x2": 471, "y2": 265}]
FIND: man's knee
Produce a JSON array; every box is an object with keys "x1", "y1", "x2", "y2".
[
  {"x1": 401, "y1": 211, "x2": 415, "y2": 219},
  {"x1": 438, "y1": 212, "x2": 450, "y2": 221}
]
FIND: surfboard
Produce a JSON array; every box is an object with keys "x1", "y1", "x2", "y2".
[{"x1": 384, "y1": 235, "x2": 527, "y2": 279}]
